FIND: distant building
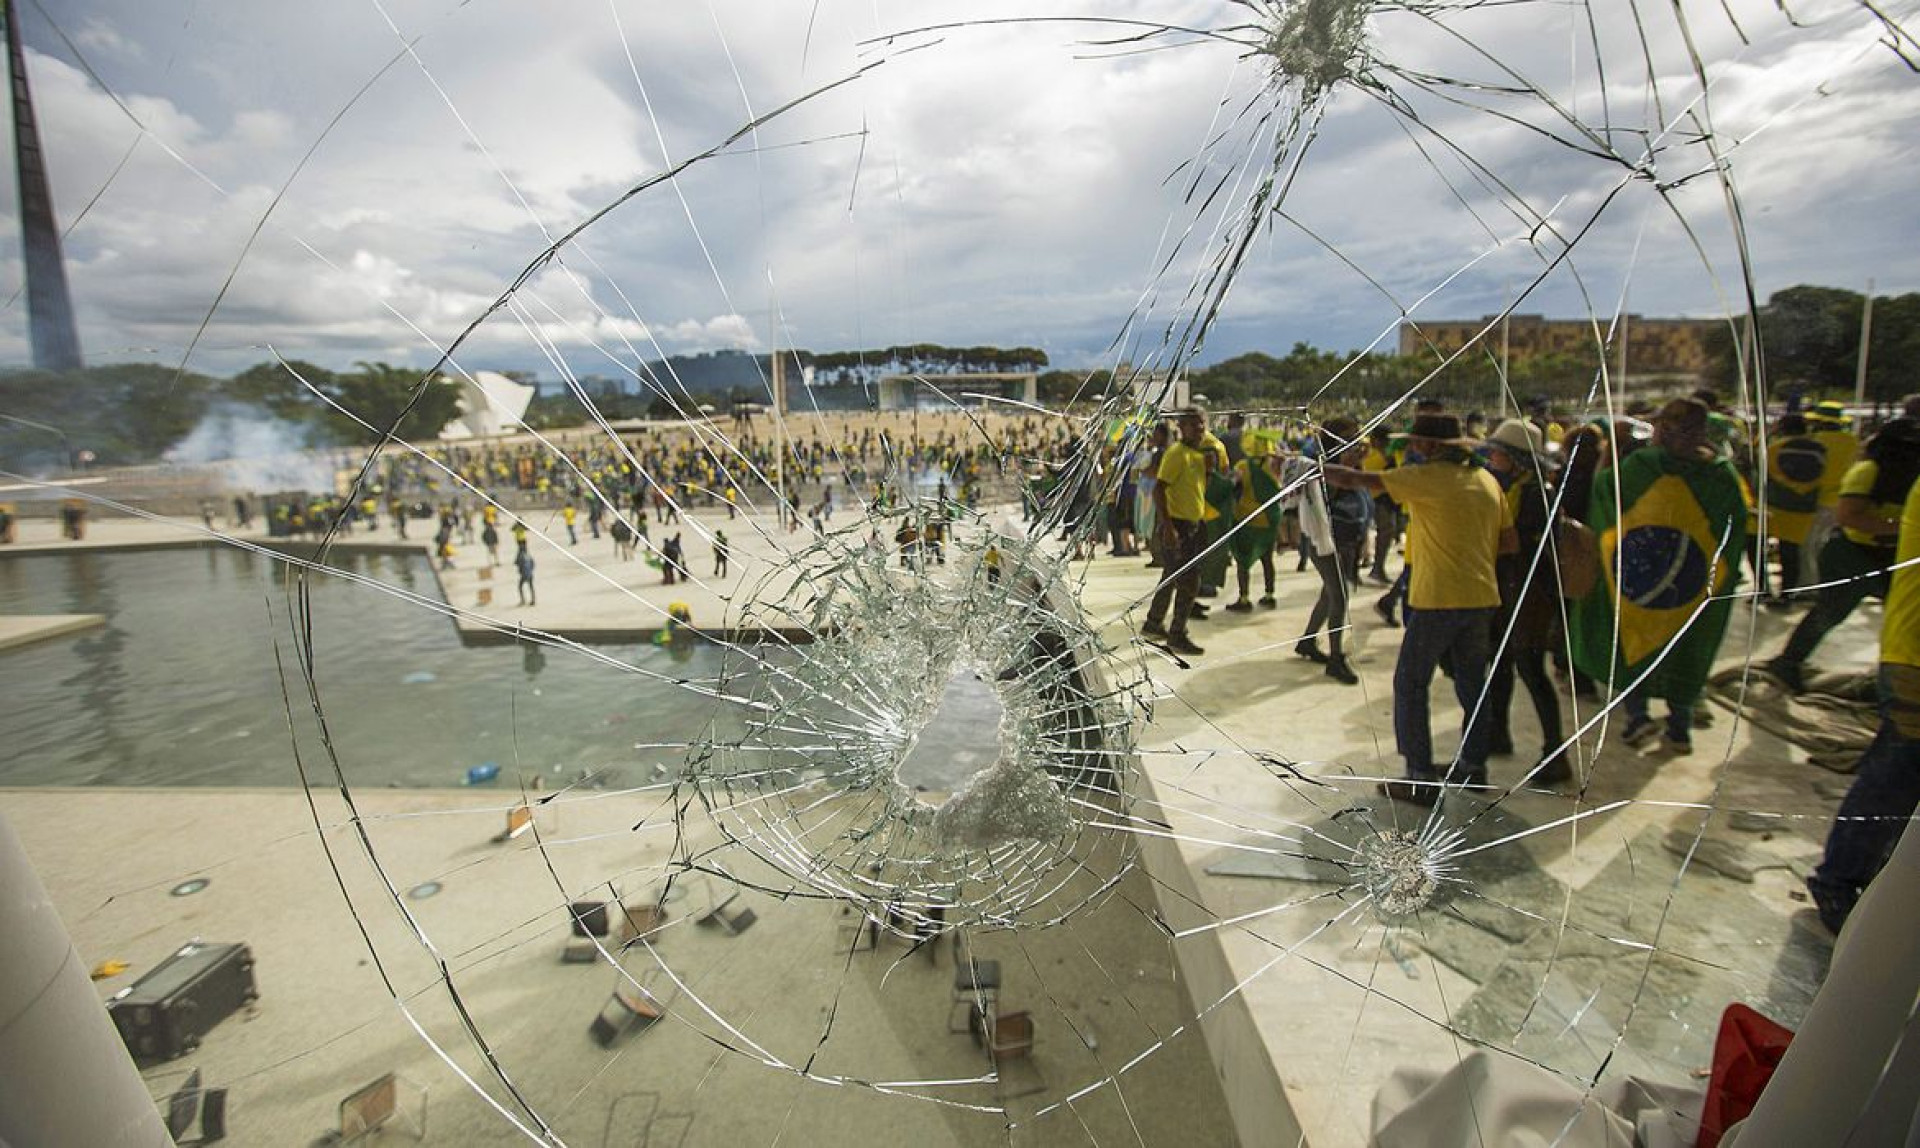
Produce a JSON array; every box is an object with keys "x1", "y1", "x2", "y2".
[
  {"x1": 439, "y1": 370, "x2": 535, "y2": 439},
  {"x1": 1398, "y1": 314, "x2": 1721, "y2": 376}
]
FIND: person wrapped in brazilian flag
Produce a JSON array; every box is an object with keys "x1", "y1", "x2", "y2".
[
  {"x1": 1224, "y1": 431, "x2": 1283, "y2": 610},
  {"x1": 1573, "y1": 398, "x2": 1747, "y2": 753}
]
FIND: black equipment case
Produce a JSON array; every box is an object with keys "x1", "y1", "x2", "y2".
[{"x1": 107, "y1": 942, "x2": 257, "y2": 1061}]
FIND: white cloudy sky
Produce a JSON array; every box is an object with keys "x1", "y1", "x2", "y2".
[{"x1": 6, "y1": 0, "x2": 1918, "y2": 379}]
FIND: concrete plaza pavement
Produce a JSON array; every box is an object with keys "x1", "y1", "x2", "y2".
[{"x1": 0, "y1": 509, "x2": 1881, "y2": 1145}]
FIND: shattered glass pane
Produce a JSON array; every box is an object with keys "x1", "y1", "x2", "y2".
[{"x1": 2, "y1": 0, "x2": 1917, "y2": 1143}]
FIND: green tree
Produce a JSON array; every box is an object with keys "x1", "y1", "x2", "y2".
[
  {"x1": 1864, "y1": 292, "x2": 1920, "y2": 406},
  {"x1": 0, "y1": 363, "x2": 218, "y2": 467},
  {"x1": 319, "y1": 362, "x2": 463, "y2": 444},
  {"x1": 221, "y1": 359, "x2": 337, "y2": 426},
  {"x1": 1758, "y1": 285, "x2": 1865, "y2": 391}
]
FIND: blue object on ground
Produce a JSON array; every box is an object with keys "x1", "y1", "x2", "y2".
[{"x1": 464, "y1": 762, "x2": 500, "y2": 785}]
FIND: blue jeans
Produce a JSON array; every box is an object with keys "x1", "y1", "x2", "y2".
[
  {"x1": 1394, "y1": 605, "x2": 1496, "y2": 781},
  {"x1": 1808, "y1": 666, "x2": 1920, "y2": 929}
]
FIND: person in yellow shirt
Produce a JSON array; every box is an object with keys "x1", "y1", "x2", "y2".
[
  {"x1": 1765, "y1": 418, "x2": 1919, "y2": 692},
  {"x1": 1806, "y1": 472, "x2": 1920, "y2": 933},
  {"x1": 1142, "y1": 408, "x2": 1211, "y2": 658},
  {"x1": 1327, "y1": 412, "x2": 1514, "y2": 802}
]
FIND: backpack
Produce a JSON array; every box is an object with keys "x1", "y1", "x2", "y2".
[{"x1": 1554, "y1": 516, "x2": 1601, "y2": 599}]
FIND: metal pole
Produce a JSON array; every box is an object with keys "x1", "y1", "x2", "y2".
[
  {"x1": 1854, "y1": 278, "x2": 1874, "y2": 411},
  {"x1": 771, "y1": 342, "x2": 786, "y2": 521},
  {"x1": 0, "y1": 814, "x2": 170, "y2": 1146},
  {"x1": 1618, "y1": 310, "x2": 1629, "y2": 396}
]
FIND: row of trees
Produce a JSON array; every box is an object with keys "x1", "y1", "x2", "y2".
[
  {"x1": 1703, "y1": 284, "x2": 1920, "y2": 402},
  {"x1": 1181, "y1": 285, "x2": 1919, "y2": 411},
  {"x1": 4, "y1": 286, "x2": 1909, "y2": 467},
  {"x1": 0, "y1": 360, "x2": 460, "y2": 470}
]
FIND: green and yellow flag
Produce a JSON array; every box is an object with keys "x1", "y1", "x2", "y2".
[
  {"x1": 1763, "y1": 434, "x2": 1826, "y2": 545},
  {"x1": 1573, "y1": 448, "x2": 1748, "y2": 705}
]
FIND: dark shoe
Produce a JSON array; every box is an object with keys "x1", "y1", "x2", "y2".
[
  {"x1": 1374, "y1": 597, "x2": 1398, "y2": 629},
  {"x1": 1661, "y1": 735, "x2": 1693, "y2": 756},
  {"x1": 1534, "y1": 755, "x2": 1573, "y2": 786},
  {"x1": 1764, "y1": 595, "x2": 1791, "y2": 611},
  {"x1": 1621, "y1": 717, "x2": 1661, "y2": 748},
  {"x1": 1805, "y1": 876, "x2": 1855, "y2": 936},
  {"x1": 1225, "y1": 599, "x2": 1254, "y2": 613},
  {"x1": 1325, "y1": 657, "x2": 1358, "y2": 685},
  {"x1": 1762, "y1": 658, "x2": 1805, "y2": 693},
  {"x1": 1295, "y1": 640, "x2": 1327, "y2": 664},
  {"x1": 1188, "y1": 604, "x2": 1211, "y2": 619},
  {"x1": 1197, "y1": 585, "x2": 1219, "y2": 599},
  {"x1": 1369, "y1": 570, "x2": 1391, "y2": 586},
  {"x1": 1258, "y1": 594, "x2": 1277, "y2": 609},
  {"x1": 1377, "y1": 779, "x2": 1439, "y2": 807},
  {"x1": 1141, "y1": 620, "x2": 1168, "y2": 640},
  {"x1": 1166, "y1": 634, "x2": 1205, "y2": 657}
]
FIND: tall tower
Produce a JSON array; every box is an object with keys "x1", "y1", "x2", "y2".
[{"x1": 4, "y1": 0, "x2": 81, "y2": 371}]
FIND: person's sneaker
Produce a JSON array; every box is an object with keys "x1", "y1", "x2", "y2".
[
  {"x1": 1377, "y1": 778, "x2": 1439, "y2": 807},
  {"x1": 1141, "y1": 620, "x2": 1168, "y2": 640},
  {"x1": 1165, "y1": 634, "x2": 1205, "y2": 657},
  {"x1": 1534, "y1": 755, "x2": 1574, "y2": 786},
  {"x1": 1805, "y1": 876, "x2": 1855, "y2": 936},
  {"x1": 1294, "y1": 640, "x2": 1327, "y2": 664},
  {"x1": 1661, "y1": 735, "x2": 1693, "y2": 756},
  {"x1": 1620, "y1": 717, "x2": 1661, "y2": 748},
  {"x1": 1373, "y1": 597, "x2": 1399, "y2": 628},
  {"x1": 1693, "y1": 704, "x2": 1715, "y2": 728},
  {"x1": 1369, "y1": 570, "x2": 1392, "y2": 586},
  {"x1": 1258, "y1": 594, "x2": 1278, "y2": 609},
  {"x1": 1764, "y1": 595, "x2": 1791, "y2": 611},
  {"x1": 1225, "y1": 599, "x2": 1254, "y2": 613},
  {"x1": 1325, "y1": 657, "x2": 1358, "y2": 685},
  {"x1": 1761, "y1": 657, "x2": 1806, "y2": 693}
]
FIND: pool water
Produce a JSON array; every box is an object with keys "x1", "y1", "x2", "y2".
[{"x1": 0, "y1": 548, "x2": 741, "y2": 788}]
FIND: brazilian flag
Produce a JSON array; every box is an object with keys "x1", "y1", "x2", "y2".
[
  {"x1": 1763, "y1": 434, "x2": 1825, "y2": 545},
  {"x1": 1573, "y1": 449, "x2": 1748, "y2": 705}
]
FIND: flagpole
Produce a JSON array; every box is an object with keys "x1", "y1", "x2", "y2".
[{"x1": 1854, "y1": 278, "x2": 1874, "y2": 411}]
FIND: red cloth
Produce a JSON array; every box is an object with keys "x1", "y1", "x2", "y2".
[{"x1": 1697, "y1": 1003, "x2": 1795, "y2": 1148}]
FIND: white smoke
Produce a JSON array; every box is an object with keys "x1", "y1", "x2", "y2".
[{"x1": 163, "y1": 402, "x2": 338, "y2": 493}]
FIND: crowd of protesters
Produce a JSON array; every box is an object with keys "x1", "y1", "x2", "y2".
[
  {"x1": 28, "y1": 391, "x2": 1920, "y2": 935},
  {"x1": 1091, "y1": 390, "x2": 1920, "y2": 934}
]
